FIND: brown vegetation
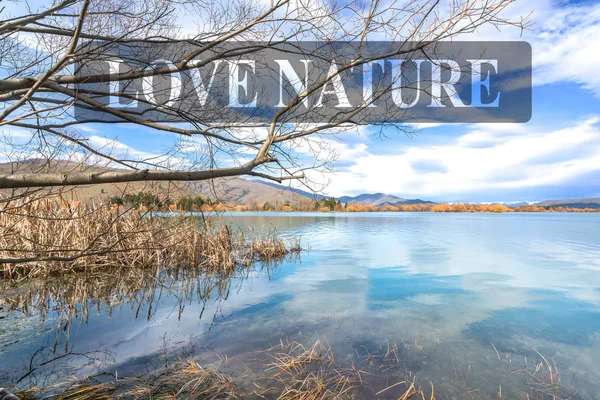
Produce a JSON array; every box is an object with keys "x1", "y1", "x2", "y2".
[
  {"x1": 248, "y1": 201, "x2": 600, "y2": 213},
  {"x1": 169, "y1": 194, "x2": 600, "y2": 213},
  {"x1": 0, "y1": 198, "x2": 301, "y2": 280},
  {"x1": 16, "y1": 361, "x2": 239, "y2": 400},
  {"x1": 230, "y1": 201, "x2": 599, "y2": 213},
  {"x1": 260, "y1": 339, "x2": 358, "y2": 399},
  {"x1": 11, "y1": 338, "x2": 578, "y2": 400}
]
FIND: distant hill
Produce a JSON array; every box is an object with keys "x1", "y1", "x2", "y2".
[
  {"x1": 257, "y1": 181, "x2": 328, "y2": 200},
  {"x1": 338, "y1": 192, "x2": 435, "y2": 206},
  {"x1": 536, "y1": 198, "x2": 600, "y2": 209},
  {"x1": 185, "y1": 178, "x2": 311, "y2": 205},
  {"x1": 500, "y1": 201, "x2": 536, "y2": 207},
  {"x1": 0, "y1": 160, "x2": 436, "y2": 207},
  {"x1": 0, "y1": 160, "x2": 312, "y2": 205},
  {"x1": 248, "y1": 184, "x2": 436, "y2": 206},
  {"x1": 0, "y1": 159, "x2": 161, "y2": 202},
  {"x1": 477, "y1": 201, "x2": 536, "y2": 206}
]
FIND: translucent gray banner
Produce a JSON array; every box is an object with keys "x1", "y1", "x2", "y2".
[{"x1": 74, "y1": 41, "x2": 532, "y2": 124}]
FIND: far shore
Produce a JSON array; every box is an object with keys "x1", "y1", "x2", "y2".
[{"x1": 146, "y1": 202, "x2": 600, "y2": 214}]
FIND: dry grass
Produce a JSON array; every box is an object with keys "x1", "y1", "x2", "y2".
[
  {"x1": 55, "y1": 381, "x2": 116, "y2": 400},
  {"x1": 19, "y1": 361, "x2": 239, "y2": 400},
  {"x1": 116, "y1": 361, "x2": 239, "y2": 399},
  {"x1": 259, "y1": 339, "x2": 357, "y2": 399},
  {"x1": 0, "y1": 198, "x2": 301, "y2": 280},
  {"x1": 10, "y1": 340, "x2": 582, "y2": 400},
  {"x1": 508, "y1": 349, "x2": 575, "y2": 400},
  {"x1": 10, "y1": 339, "x2": 429, "y2": 400},
  {"x1": 253, "y1": 339, "x2": 433, "y2": 400}
]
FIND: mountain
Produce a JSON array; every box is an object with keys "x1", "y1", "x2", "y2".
[
  {"x1": 477, "y1": 201, "x2": 536, "y2": 206},
  {"x1": 536, "y1": 198, "x2": 600, "y2": 209},
  {"x1": 0, "y1": 159, "x2": 157, "y2": 202},
  {"x1": 257, "y1": 181, "x2": 328, "y2": 200},
  {"x1": 0, "y1": 160, "x2": 307, "y2": 205},
  {"x1": 258, "y1": 182, "x2": 439, "y2": 206},
  {"x1": 499, "y1": 201, "x2": 536, "y2": 206},
  {"x1": 337, "y1": 192, "x2": 435, "y2": 206},
  {"x1": 184, "y1": 178, "x2": 311, "y2": 205},
  {"x1": 0, "y1": 160, "x2": 434, "y2": 207}
]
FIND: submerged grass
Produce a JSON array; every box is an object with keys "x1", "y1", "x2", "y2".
[
  {"x1": 0, "y1": 199, "x2": 301, "y2": 280},
  {"x1": 47, "y1": 361, "x2": 239, "y2": 400},
  {"x1": 8, "y1": 338, "x2": 580, "y2": 400},
  {"x1": 11, "y1": 339, "x2": 426, "y2": 400},
  {"x1": 512, "y1": 349, "x2": 574, "y2": 400},
  {"x1": 259, "y1": 339, "x2": 357, "y2": 399}
]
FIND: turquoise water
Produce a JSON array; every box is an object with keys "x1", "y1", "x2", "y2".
[{"x1": 1, "y1": 212, "x2": 599, "y2": 398}]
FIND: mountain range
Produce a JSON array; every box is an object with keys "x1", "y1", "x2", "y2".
[
  {"x1": 259, "y1": 182, "x2": 434, "y2": 206},
  {"x1": 337, "y1": 193, "x2": 435, "y2": 206},
  {"x1": 0, "y1": 160, "x2": 598, "y2": 208},
  {"x1": 536, "y1": 198, "x2": 600, "y2": 209}
]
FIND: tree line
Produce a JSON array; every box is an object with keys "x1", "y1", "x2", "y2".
[{"x1": 107, "y1": 193, "x2": 600, "y2": 213}]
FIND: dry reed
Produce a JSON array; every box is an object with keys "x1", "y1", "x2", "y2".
[
  {"x1": 509, "y1": 349, "x2": 574, "y2": 400},
  {"x1": 11, "y1": 339, "x2": 429, "y2": 400},
  {"x1": 254, "y1": 339, "x2": 432, "y2": 400},
  {"x1": 117, "y1": 361, "x2": 239, "y2": 399},
  {"x1": 16, "y1": 361, "x2": 238, "y2": 400},
  {"x1": 0, "y1": 199, "x2": 301, "y2": 280},
  {"x1": 259, "y1": 339, "x2": 356, "y2": 399},
  {"x1": 10, "y1": 339, "x2": 583, "y2": 400}
]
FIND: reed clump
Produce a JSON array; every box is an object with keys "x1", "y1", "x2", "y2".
[
  {"x1": 52, "y1": 381, "x2": 116, "y2": 400},
  {"x1": 250, "y1": 338, "x2": 435, "y2": 400},
  {"x1": 0, "y1": 199, "x2": 301, "y2": 280},
  {"x1": 11, "y1": 339, "x2": 582, "y2": 400},
  {"x1": 117, "y1": 361, "x2": 239, "y2": 399},
  {"x1": 11, "y1": 339, "x2": 430, "y2": 400},
  {"x1": 259, "y1": 339, "x2": 357, "y2": 399},
  {"x1": 511, "y1": 349, "x2": 574, "y2": 400},
  {"x1": 19, "y1": 361, "x2": 239, "y2": 400}
]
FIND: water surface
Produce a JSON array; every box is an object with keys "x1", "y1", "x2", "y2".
[{"x1": 1, "y1": 212, "x2": 599, "y2": 398}]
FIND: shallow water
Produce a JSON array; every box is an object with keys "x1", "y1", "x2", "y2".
[{"x1": 1, "y1": 212, "x2": 600, "y2": 398}]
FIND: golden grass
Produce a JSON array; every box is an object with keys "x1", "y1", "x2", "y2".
[
  {"x1": 10, "y1": 339, "x2": 581, "y2": 400},
  {"x1": 56, "y1": 381, "x2": 116, "y2": 400},
  {"x1": 251, "y1": 338, "x2": 436, "y2": 400},
  {"x1": 509, "y1": 349, "x2": 574, "y2": 400},
  {"x1": 0, "y1": 199, "x2": 301, "y2": 280},
  {"x1": 259, "y1": 339, "x2": 357, "y2": 399},
  {"x1": 18, "y1": 362, "x2": 239, "y2": 400},
  {"x1": 120, "y1": 361, "x2": 239, "y2": 399}
]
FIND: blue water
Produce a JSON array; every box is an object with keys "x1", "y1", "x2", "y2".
[{"x1": 1, "y1": 212, "x2": 599, "y2": 398}]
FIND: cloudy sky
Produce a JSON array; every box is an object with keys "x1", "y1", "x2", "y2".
[
  {"x1": 118, "y1": 0, "x2": 600, "y2": 202},
  {"x1": 302, "y1": 0, "x2": 600, "y2": 202},
  {"x1": 5, "y1": 0, "x2": 600, "y2": 203}
]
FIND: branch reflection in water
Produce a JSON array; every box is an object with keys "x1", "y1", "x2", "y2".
[{"x1": 0, "y1": 256, "x2": 296, "y2": 390}]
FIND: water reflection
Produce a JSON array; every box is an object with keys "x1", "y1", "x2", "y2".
[
  {"x1": 0, "y1": 259, "x2": 286, "y2": 388},
  {"x1": 1, "y1": 212, "x2": 600, "y2": 399}
]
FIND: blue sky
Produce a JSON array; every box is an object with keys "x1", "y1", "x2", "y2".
[
  {"x1": 97, "y1": 0, "x2": 600, "y2": 202},
  {"x1": 4, "y1": 0, "x2": 600, "y2": 203}
]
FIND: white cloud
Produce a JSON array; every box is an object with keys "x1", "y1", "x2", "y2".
[
  {"x1": 78, "y1": 126, "x2": 98, "y2": 134},
  {"x1": 321, "y1": 117, "x2": 600, "y2": 199},
  {"x1": 0, "y1": 128, "x2": 34, "y2": 141},
  {"x1": 531, "y1": 4, "x2": 600, "y2": 96},
  {"x1": 87, "y1": 135, "x2": 187, "y2": 168},
  {"x1": 408, "y1": 123, "x2": 446, "y2": 130},
  {"x1": 456, "y1": 0, "x2": 600, "y2": 96}
]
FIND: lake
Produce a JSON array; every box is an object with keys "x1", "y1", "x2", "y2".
[{"x1": 1, "y1": 212, "x2": 600, "y2": 398}]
